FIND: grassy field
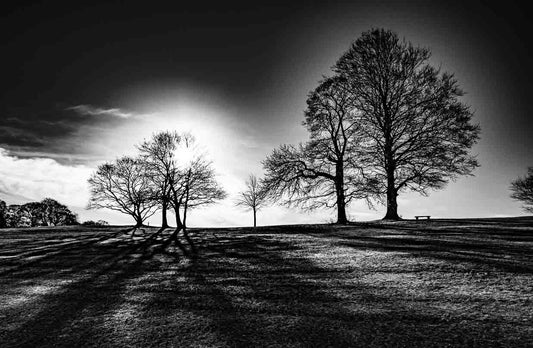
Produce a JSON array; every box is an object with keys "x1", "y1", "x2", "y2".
[{"x1": 0, "y1": 218, "x2": 532, "y2": 347}]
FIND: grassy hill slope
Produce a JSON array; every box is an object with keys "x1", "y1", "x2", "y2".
[{"x1": 1, "y1": 218, "x2": 532, "y2": 347}]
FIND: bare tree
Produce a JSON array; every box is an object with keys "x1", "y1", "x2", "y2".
[
  {"x1": 88, "y1": 156, "x2": 157, "y2": 227},
  {"x1": 138, "y1": 131, "x2": 192, "y2": 228},
  {"x1": 263, "y1": 76, "x2": 375, "y2": 224},
  {"x1": 170, "y1": 155, "x2": 227, "y2": 229},
  {"x1": 510, "y1": 167, "x2": 533, "y2": 213},
  {"x1": 235, "y1": 174, "x2": 268, "y2": 227},
  {"x1": 334, "y1": 28, "x2": 480, "y2": 220}
]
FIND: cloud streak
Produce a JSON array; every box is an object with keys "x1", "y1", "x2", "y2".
[{"x1": 66, "y1": 105, "x2": 134, "y2": 118}]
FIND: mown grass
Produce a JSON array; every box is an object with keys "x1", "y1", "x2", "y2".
[{"x1": 0, "y1": 218, "x2": 532, "y2": 347}]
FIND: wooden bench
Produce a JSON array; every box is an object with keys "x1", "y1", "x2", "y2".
[{"x1": 415, "y1": 215, "x2": 431, "y2": 221}]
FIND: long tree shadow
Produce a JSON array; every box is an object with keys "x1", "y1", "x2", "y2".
[
  {"x1": 0, "y1": 227, "x2": 185, "y2": 347},
  {"x1": 1, "y1": 224, "x2": 531, "y2": 347},
  {"x1": 0, "y1": 226, "x2": 139, "y2": 277},
  {"x1": 314, "y1": 221, "x2": 533, "y2": 274},
  {"x1": 131, "y1": 231, "x2": 361, "y2": 346},
  {"x1": 131, "y1": 229, "x2": 529, "y2": 347}
]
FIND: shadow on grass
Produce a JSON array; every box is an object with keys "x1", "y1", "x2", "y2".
[
  {"x1": 0, "y1": 226, "x2": 138, "y2": 277},
  {"x1": 1, "y1": 221, "x2": 531, "y2": 347},
  {"x1": 0, "y1": 227, "x2": 187, "y2": 346},
  {"x1": 317, "y1": 220, "x2": 533, "y2": 274},
  {"x1": 135, "y1": 230, "x2": 529, "y2": 347}
]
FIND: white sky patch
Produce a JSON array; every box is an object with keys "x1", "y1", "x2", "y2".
[
  {"x1": 66, "y1": 104, "x2": 134, "y2": 118},
  {"x1": 0, "y1": 148, "x2": 92, "y2": 208}
]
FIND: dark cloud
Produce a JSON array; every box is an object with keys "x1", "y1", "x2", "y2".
[
  {"x1": 0, "y1": 125, "x2": 47, "y2": 148},
  {"x1": 0, "y1": 0, "x2": 531, "y2": 164},
  {"x1": 0, "y1": 1, "x2": 297, "y2": 109},
  {"x1": 1, "y1": 111, "x2": 76, "y2": 137},
  {"x1": 0, "y1": 104, "x2": 135, "y2": 162}
]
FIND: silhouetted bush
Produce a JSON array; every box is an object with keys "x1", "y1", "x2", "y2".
[
  {"x1": 0, "y1": 200, "x2": 6, "y2": 228},
  {"x1": 82, "y1": 220, "x2": 109, "y2": 227},
  {"x1": 0, "y1": 198, "x2": 78, "y2": 228},
  {"x1": 510, "y1": 167, "x2": 533, "y2": 213}
]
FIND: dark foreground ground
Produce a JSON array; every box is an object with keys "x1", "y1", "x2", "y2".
[{"x1": 0, "y1": 217, "x2": 532, "y2": 347}]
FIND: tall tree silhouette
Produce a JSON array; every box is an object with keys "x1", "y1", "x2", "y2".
[
  {"x1": 335, "y1": 28, "x2": 480, "y2": 220},
  {"x1": 510, "y1": 167, "x2": 533, "y2": 213},
  {"x1": 263, "y1": 76, "x2": 374, "y2": 224},
  {"x1": 88, "y1": 156, "x2": 157, "y2": 227}
]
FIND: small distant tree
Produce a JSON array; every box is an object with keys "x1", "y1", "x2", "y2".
[
  {"x1": 82, "y1": 220, "x2": 109, "y2": 227},
  {"x1": 9, "y1": 199, "x2": 77, "y2": 227},
  {"x1": 88, "y1": 156, "x2": 158, "y2": 227},
  {"x1": 0, "y1": 200, "x2": 7, "y2": 228},
  {"x1": 510, "y1": 167, "x2": 533, "y2": 213},
  {"x1": 20, "y1": 202, "x2": 45, "y2": 226},
  {"x1": 235, "y1": 174, "x2": 268, "y2": 227},
  {"x1": 5, "y1": 205, "x2": 31, "y2": 227},
  {"x1": 40, "y1": 198, "x2": 78, "y2": 226},
  {"x1": 4, "y1": 205, "x2": 17, "y2": 227}
]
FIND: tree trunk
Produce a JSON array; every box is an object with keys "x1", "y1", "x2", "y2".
[
  {"x1": 384, "y1": 189, "x2": 400, "y2": 220},
  {"x1": 183, "y1": 206, "x2": 188, "y2": 229},
  {"x1": 383, "y1": 168, "x2": 400, "y2": 220},
  {"x1": 383, "y1": 114, "x2": 401, "y2": 220},
  {"x1": 335, "y1": 161, "x2": 348, "y2": 224},
  {"x1": 336, "y1": 195, "x2": 348, "y2": 224},
  {"x1": 183, "y1": 186, "x2": 189, "y2": 230},
  {"x1": 174, "y1": 206, "x2": 183, "y2": 230},
  {"x1": 253, "y1": 207, "x2": 257, "y2": 228},
  {"x1": 134, "y1": 214, "x2": 143, "y2": 227},
  {"x1": 161, "y1": 199, "x2": 169, "y2": 228}
]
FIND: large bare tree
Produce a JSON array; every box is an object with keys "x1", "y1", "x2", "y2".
[
  {"x1": 235, "y1": 174, "x2": 268, "y2": 227},
  {"x1": 263, "y1": 76, "x2": 374, "y2": 224},
  {"x1": 334, "y1": 28, "x2": 480, "y2": 220},
  {"x1": 510, "y1": 167, "x2": 533, "y2": 213},
  {"x1": 88, "y1": 156, "x2": 157, "y2": 227}
]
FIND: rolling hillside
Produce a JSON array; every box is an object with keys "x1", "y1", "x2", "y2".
[{"x1": 1, "y1": 218, "x2": 532, "y2": 347}]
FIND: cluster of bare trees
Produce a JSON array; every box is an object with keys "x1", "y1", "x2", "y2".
[
  {"x1": 261, "y1": 28, "x2": 480, "y2": 222},
  {"x1": 4, "y1": 28, "x2": 528, "y2": 230},
  {"x1": 88, "y1": 29, "x2": 483, "y2": 226},
  {"x1": 87, "y1": 131, "x2": 226, "y2": 229}
]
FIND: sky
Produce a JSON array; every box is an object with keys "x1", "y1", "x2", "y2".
[{"x1": 1, "y1": 0, "x2": 531, "y2": 226}]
